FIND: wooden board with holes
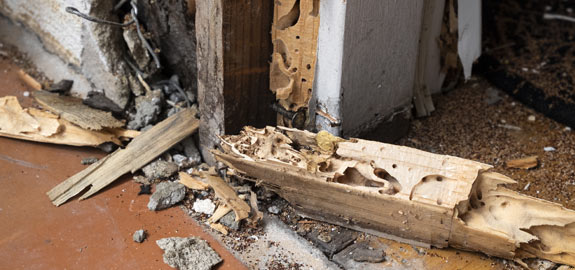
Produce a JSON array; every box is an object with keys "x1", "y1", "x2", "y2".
[
  {"x1": 214, "y1": 126, "x2": 575, "y2": 266},
  {"x1": 270, "y1": 0, "x2": 320, "y2": 115}
]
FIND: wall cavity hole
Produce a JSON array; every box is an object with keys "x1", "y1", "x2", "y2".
[
  {"x1": 436, "y1": 198, "x2": 443, "y2": 206},
  {"x1": 392, "y1": 164, "x2": 397, "y2": 169},
  {"x1": 296, "y1": 35, "x2": 300, "y2": 39},
  {"x1": 501, "y1": 201, "x2": 508, "y2": 207},
  {"x1": 302, "y1": 78, "x2": 307, "y2": 82},
  {"x1": 480, "y1": 202, "x2": 486, "y2": 207},
  {"x1": 292, "y1": 67, "x2": 298, "y2": 72},
  {"x1": 436, "y1": 176, "x2": 443, "y2": 182},
  {"x1": 477, "y1": 190, "x2": 483, "y2": 200},
  {"x1": 306, "y1": 64, "x2": 312, "y2": 70}
]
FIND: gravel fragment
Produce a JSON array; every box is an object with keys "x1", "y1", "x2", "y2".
[
  {"x1": 133, "y1": 229, "x2": 146, "y2": 243},
  {"x1": 148, "y1": 181, "x2": 186, "y2": 211}
]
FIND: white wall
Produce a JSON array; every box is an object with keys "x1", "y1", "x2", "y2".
[{"x1": 0, "y1": 0, "x2": 132, "y2": 108}]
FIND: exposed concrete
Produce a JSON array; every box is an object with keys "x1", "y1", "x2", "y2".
[
  {"x1": 142, "y1": 159, "x2": 178, "y2": 180},
  {"x1": 0, "y1": 0, "x2": 132, "y2": 108},
  {"x1": 156, "y1": 237, "x2": 222, "y2": 270},
  {"x1": 127, "y1": 89, "x2": 164, "y2": 130},
  {"x1": 147, "y1": 181, "x2": 186, "y2": 211}
]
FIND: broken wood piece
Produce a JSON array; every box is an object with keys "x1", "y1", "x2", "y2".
[
  {"x1": 270, "y1": 0, "x2": 320, "y2": 122},
  {"x1": 214, "y1": 126, "x2": 575, "y2": 266},
  {"x1": 208, "y1": 204, "x2": 232, "y2": 224},
  {"x1": 0, "y1": 96, "x2": 124, "y2": 146},
  {"x1": 178, "y1": 172, "x2": 210, "y2": 191},
  {"x1": 205, "y1": 174, "x2": 250, "y2": 222},
  {"x1": 248, "y1": 191, "x2": 263, "y2": 225},
  {"x1": 505, "y1": 156, "x2": 538, "y2": 169},
  {"x1": 32, "y1": 91, "x2": 124, "y2": 130},
  {"x1": 47, "y1": 108, "x2": 199, "y2": 206},
  {"x1": 210, "y1": 223, "x2": 229, "y2": 235},
  {"x1": 17, "y1": 69, "x2": 42, "y2": 90}
]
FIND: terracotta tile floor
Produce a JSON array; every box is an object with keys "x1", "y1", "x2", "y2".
[{"x1": 0, "y1": 58, "x2": 246, "y2": 269}]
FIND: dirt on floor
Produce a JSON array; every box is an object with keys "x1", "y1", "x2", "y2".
[{"x1": 398, "y1": 76, "x2": 575, "y2": 209}]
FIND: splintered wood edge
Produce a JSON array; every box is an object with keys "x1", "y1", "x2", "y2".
[{"x1": 47, "y1": 109, "x2": 199, "y2": 206}]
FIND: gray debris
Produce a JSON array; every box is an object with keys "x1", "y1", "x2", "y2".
[
  {"x1": 333, "y1": 240, "x2": 387, "y2": 269},
  {"x1": 148, "y1": 181, "x2": 186, "y2": 211},
  {"x1": 97, "y1": 142, "x2": 118, "y2": 153},
  {"x1": 352, "y1": 245, "x2": 385, "y2": 263},
  {"x1": 173, "y1": 154, "x2": 192, "y2": 169},
  {"x1": 127, "y1": 89, "x2": 164, "y2": 130},
  {"x1": 81, "y1": 157, "x2": 99, "y2": 165},
  {"x1": 268, "y1": 205, "x2": 281, "y2": 215},
  {"x1": 192, "y1": 199, "x2": 215, "y2": 215},
  {"x1": 309, "y1": 228, "x2": 357, "y2": 257},
  {"x1": 133, "y1": 229, "x2": 146, "y2": 243},
  {"x1": 142, "y1": 159, "x2": 178, "y2": 180},
  {"x1": 133, "y1": 175, "x2": 151, "y2": 185},
  {"x1": 83, "y1": 91, "x2": 123, "y2": 114},
  {"x1": 167, "y1": 106, "x2": 181, "y2": 117},
  {"x1": 47, "y1": 79, "x2": 73, "y2": 94},
  {"x1": 182, "y1": 137, "x2": 202, "y2": 166},
  {"x1": 219, "y1": 211, "x2": 240, "y2": 231},
  {"x1": 156, "y1": 237, "x2": 222, "y2": 270},
  {"x1": 169, "y1": 92, "x2": 185, "y2": 103}
]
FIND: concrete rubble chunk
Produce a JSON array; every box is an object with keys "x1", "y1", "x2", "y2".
[
  {"x1": 192, "y1": 199, "x2": 216, "y2": 215},
  {"x1": 127, "y1": 89, "x2": 164, "y2": 130},
  {"x1": 148, "y1": 181, "x2": 186, "y2": 211},
  {"x1": 133, "y1": 229, "x2": 146, "y2": 243},
  {"x1": 142, "y1": 159, "x2": 178, "y2": 180},
  {"x1": 219, "y1": 211, "x2": 240, "y2": 231},
  {"x1": 156, "y1": 237, "x2": 222, "y2": 270},
  {"x1": 173, "y1": 154, "x2": 192, "y2": 168}
]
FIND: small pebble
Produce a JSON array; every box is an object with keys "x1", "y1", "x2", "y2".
[
  {"x1": 133, "y1": 229, "x2": 146, "y2": 243},
  {"x1": 524, "y1": 182, "x2": 531, "y2": 191},
  {"x1": 527, "y1": 115, "x2": 535, "y2": 122},
  {"x1": 565, "y1": 127, "x2": 572, "y2": 132},
  {"x1": 544, "y1": 147, "x2": 556, "y2": 152},
  {"x1": 23, "y1": 91, "x2": 30, "y2": 97}
]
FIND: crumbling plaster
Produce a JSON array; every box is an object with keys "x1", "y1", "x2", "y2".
[{"x1": 0, "y1": 0, "x2": 131, "y2": 108}]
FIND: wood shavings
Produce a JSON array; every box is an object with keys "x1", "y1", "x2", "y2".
[{"x1": 505, "y1": 156, "x2": 538, "y2": 169}]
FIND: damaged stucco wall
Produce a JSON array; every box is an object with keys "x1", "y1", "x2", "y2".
[{"x1": 0, "y1": 0, "x2": 131, "y2": 109}]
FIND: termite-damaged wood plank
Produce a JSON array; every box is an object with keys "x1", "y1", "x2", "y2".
[
  {"x1": 214, "y1": 126, "x2": 575, "y2": 266},
  {"x1": 32, "y1": 90, "x2": 124, "y2": 130},
  {"x1": 47, "y1": 108, "x2": 199, "y2": 206},
  {"x1": 0, "y1": 96, "x2": 126, "y2": 146},
  {"x1": 195, "y1": 0, "x2": 276, "y2": 164},
  {"x1": 270, "y1": 0, "x2": 320, "y2": 123}
]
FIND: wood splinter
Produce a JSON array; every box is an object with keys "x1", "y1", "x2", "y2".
[{"x1": 214, "y1": 126, "x2": 575, "y2": 266}]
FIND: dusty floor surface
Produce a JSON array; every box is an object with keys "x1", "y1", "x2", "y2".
[
  {"x1": 0, "y1": 57, "x2": 246, "y2": 269},
  {"x1": 398, "y1": 77, "x2": 575, "y2": 209}
]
